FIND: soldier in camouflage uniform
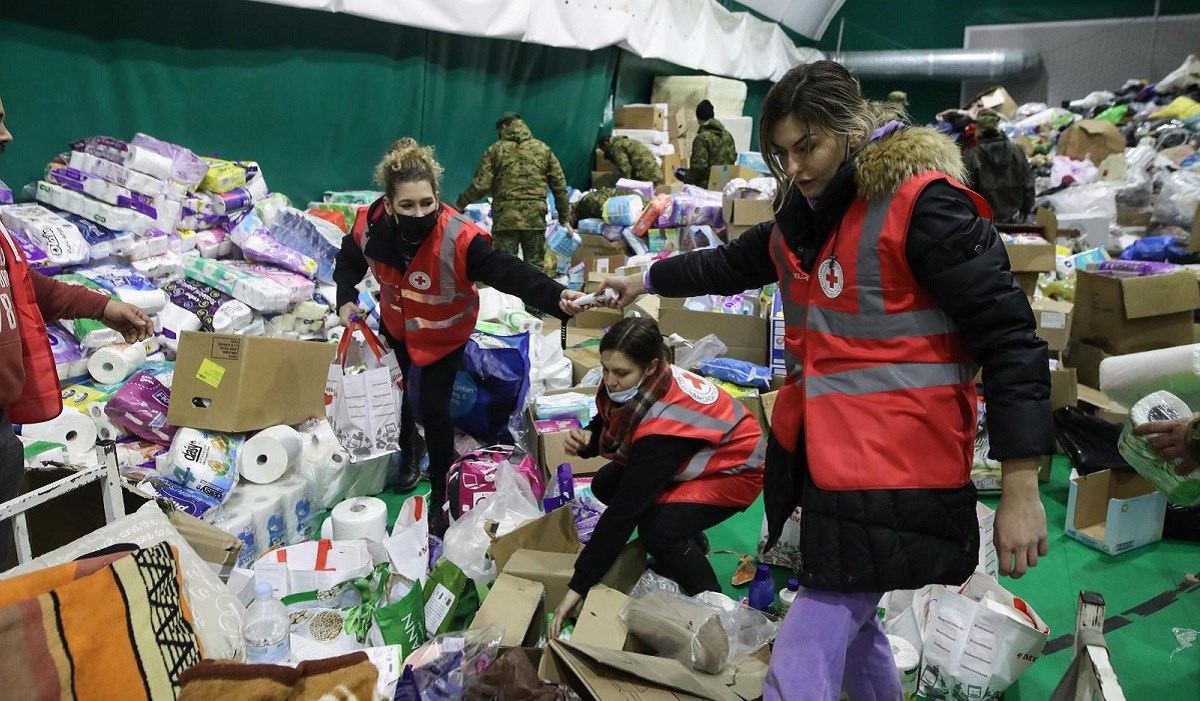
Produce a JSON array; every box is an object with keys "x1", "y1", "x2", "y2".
[
  {"x1": 683, "y1": 100, "x2": 738, "y2": 187},
  {"x1": 598, "y1": 135, "x2": 661, "y2": 184},
  {"x1": 456, "y1": 113, "x2": 570, "y2": 273},
  {"x1": 570, "y1": 187, "x2": 648, "y2": 226}
]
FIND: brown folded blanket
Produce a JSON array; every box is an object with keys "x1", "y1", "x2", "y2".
[{"x1": 178, "y1": 652, "x2": 378, "y2": 701}]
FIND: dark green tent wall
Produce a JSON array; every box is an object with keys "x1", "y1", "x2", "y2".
[{"x1": 0, "y1": 0, "x2": 619, "y2": 206}]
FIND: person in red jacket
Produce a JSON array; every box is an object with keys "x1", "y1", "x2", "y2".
[
  {"x1": 548, "y1": 317, "x2": 764, "y2": 638},
  {"x1": 333, "y1": 138, "x2": 584, "y2": 536},
  {"x1": 0, "y1": 96, "x2": 153, "y2": 566}
]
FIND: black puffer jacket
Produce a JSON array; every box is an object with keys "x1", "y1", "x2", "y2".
[{"x1": 648, "y1": 126, "x2": 1054, "y2": 592}]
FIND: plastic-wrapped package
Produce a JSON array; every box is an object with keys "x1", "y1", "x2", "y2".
[
  {"x1": 130, "y1": 133, "x2": 208, "y2": 187},
  {"x1": 442, "y1": 462, "x2": 542, "y2": 585},
  {"x1": 230, "y1": 212, "x2": 318, "y2": 279},
  {"x1": 621, "y1": 589, "x2": 731, "y2": 673},
  {"x1": 71, "y1": 136, "x2": 174, "y2": 180},
  {"x1": 602, "y1": 195, "x2": 644, "y2": 227},
  {"x1": 183, "y1": 255, "x2": 292, "y2": 312},
  {"x1": 227, "y1": 261, "x2": 316, "y2": 304},
  {"x1": 1049, "y1": 156, "x2": 1099, "y2": 188},
  {"x1": 0, "y1": 202, "x2": 90, "y2": 266},
  {"x1": 269, "y1": 207, "x2": 341, "y2": 283},
  {"x1": 1152, "y1": 171, "x2": 1200, "y2": 229},
  {"x1": 58, "y1": 212, "x2": 134, "y2": 260},
  {"x1": 697, "y1": 358, "x2": 772, "y2": 390},
  {"x1": 35, "y1": 180, "x2": 157, "y2": 235},
  {"x1": 1118, "y1": 391, "x2": 1200, "y2": 506},
  {"x1": 397, "y1": 625, "x2": 504, "y2": 701},
  {"x1": 53, "y1": 274, "x2": 123, "y2": 348},
  {"x1": 105, "y1": 370, "x2": 176, "y2": 445},
  {"x1": 76, "y1": 264, "x2": 167, "y2": 313}
]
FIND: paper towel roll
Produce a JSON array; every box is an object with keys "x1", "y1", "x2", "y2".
[
  {"x1": 88, "y1": 401, "x2": 129, "y2": 442},
  {"x1": 240, "y1": 425, "x2": 304, "y2": 484},
  {"x1": 1100, "y1": 343, "x2": 1200, "y2": 409},
  {"x1": 888, "y1": 635, "x2": 920, "y2": 699},
  {"x1": 328, "y1": 496, "x2": 387, "y2": 542},
  {"x1": 274, "y1": 473, "x2": 315, "y2": 544},
  {"x1": 21, "y1": 406, "x2": 98, "y2": 458},
  {"x1": 237, "y1": 483, "x2": 289, "y2": 551},
  {"x1": 505, "y1": 310, "x2": 543, "y2": 334},
  {"x1": 88, "y1": 342, "x2": 147, "y2": 384},
  {"x1": 211, "y1": 507, "x2": 260, "y2": 569}
]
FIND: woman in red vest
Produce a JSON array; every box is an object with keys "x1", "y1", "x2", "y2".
[
  {"x1": 333, "y1": 138, "x2": 583, "y2": 536},
  {"x1": 547, "y1": 317, "x2": 763, "y2": 638},
  {"x1": 597, "y1": 62, "x2": 1053, "y2": 699}
]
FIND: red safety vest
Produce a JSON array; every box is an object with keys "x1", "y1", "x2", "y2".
[
  {"x1": 351, "y1": 203, "x2": 490, "y2": 367},
  {"x1": 624, "y1": 366, "x2": 764, "y2": 508},
  {"x1": 768, "y1": 172, "x2": 990, "y2": 491},
  {"x1": 0, "y1": 224, "x2": 63, "y2": 424}
]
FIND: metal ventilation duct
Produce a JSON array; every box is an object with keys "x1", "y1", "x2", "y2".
[{"x1": 834, "y1": 49, "x2": 1041, "y2": 81}]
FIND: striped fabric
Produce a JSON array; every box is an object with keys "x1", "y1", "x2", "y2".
[{"x1": 0, "y1": 542, "x2": 202, "y2": 700}]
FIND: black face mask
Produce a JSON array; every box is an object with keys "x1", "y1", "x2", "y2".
[{"x1": 391, "y1": 206, "x2": 440, "y2": 245}]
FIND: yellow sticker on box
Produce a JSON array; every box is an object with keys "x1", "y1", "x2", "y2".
[{"x1": 197, "y1": 358, "x2": 226, "y2": 388}]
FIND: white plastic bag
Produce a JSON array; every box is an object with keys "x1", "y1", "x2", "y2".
[
  {"x1": 383, "y1": 494, "x2": 431, "y2": 588},
  {"x1": 1049, "y1": 155, "x2": 1098, "y2": 188},
  {"x1": 442, "y1": 461, "x2": 541, "y2": 585},
  {"x1": 1152, "y1": 171, "x2": 1200, "y2": 229},
  {"x1": 674, "y1": 334, "x2": 729, "y2": 371},
  {"x1": 253, "y1": 539, "x2": 375, "y2": 598},
  {"x1": 325, "y1": 319, "x2": 404, "y2": 462}
]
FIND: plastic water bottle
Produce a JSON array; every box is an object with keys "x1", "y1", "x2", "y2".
[
  {"x1": 243, "y1": 583, "x2": 291, "y2": 664},
  {"x1": 777, "y1": 578, "x2": 800, "y2": 618},
  {"x1": 748, "y1": 564, "x2": 775, "y2": 611}
]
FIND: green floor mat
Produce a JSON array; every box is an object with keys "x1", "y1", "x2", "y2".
[{"x1": 316, "y1": 455, "x2": 1200, "y2": 697}]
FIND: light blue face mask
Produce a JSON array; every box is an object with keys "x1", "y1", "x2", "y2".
[{"x1": 607, "y1": 385, "x2": 640, "y2": 404}]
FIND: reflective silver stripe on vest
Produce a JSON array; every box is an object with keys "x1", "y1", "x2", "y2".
[
  {"x1": 405, "y1": 299, "x2": 479, "y2": 331},
  {"x1": 855, "y1": 197, "x2": 892, "y2": 315},
  {"x1": 676, "y1": 446, "x2": 717, "y2": 481},
  {"x1": 646, "y1": 402, "x2": 738, "y2": 435},
  {"x1": 806, "y1": 306, "x2": 958, "y2": 339},
  {"x1": 401, "y1": 288, "x2": 475, "y2": 305},
  {"x1": 805, "y1": 362, "x2": 975, "y2": 400}
]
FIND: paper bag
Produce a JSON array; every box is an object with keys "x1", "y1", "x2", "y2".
[
  {"x1": 384, "y1": 494, "x2": 430, "y2": 588},
  {"x1": 325, "y1": 319, "x2": 404, "y2": 463},
  {"x1": 917, "y1": 572, "x2": 1049, "y2": 700}
]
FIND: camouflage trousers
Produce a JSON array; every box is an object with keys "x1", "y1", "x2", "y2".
[{"x1": 492, "y1": 229, "x2": 550, "y2": 274}]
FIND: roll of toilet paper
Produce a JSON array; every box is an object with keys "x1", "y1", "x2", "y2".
[
  {"x1": 21, "y1": 406, "x2": 99, "y2": 458},
  {"x1": 504, "y1": 310, "x2": 543, "y2": 334},
  {"x1": 327, "y1": 496, "x2": 388, "y2": 542},
  {"x1": 1100, "y1": 343, "x2": 1200, "y2": 410},
  {"x1": 87, "y1": 342, "x2": 148, "y2": 385},
  {"x1": 158, "y1": 303, "x2": 202, "y2": 353},
  {"x1": 236, "y1": 483, "x2": 290, "y2": 550},
  {"x1": 239, "y1": 425, "x2": 304, "y2": 484},
  {"x1": 88, "y1": 401, "x2": 128, "y2": 442},
  {"x1": 166, "y1": 428, "x2": 242, "y2": 504},
  {"x1": 888, "y1": 635, "x2": 920, "y2": 699},
  {"x1": 273, "y1": 473, "x2": 315, "y2": 544}
]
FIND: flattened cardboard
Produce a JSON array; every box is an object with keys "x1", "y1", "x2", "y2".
[
  {"x1": 1065, "y1": 469, "x2": 1167, "y2": 555},
  {"x1": 170, "y1": 332, "x2": 334, "y2": 432},
  {"x1": 760, "y1": 391, "x2": 779, "y2": 428},
  {"x1": 552, "y1": 641, "x2": 741, "y2": 701},
  {"x1": 489, "y1": 505, "x2": 580, "y2": 574},
  {"x1": 572, "y1": 585, "x2": 633, "y2": 651},
  {"x1": 502, "y1": 542, "x2": 645, "y2": 619},
  {"x1": 1050, "y1": 367, "x2": 1078, "y2": 409},
  {"x1": 1071, "y1": 271, "x2": 1199, "y2": 354},
  {"x1": 471, "y1": 573, "x2": 545, "y2": 648}
]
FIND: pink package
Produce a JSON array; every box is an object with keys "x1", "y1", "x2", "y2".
[
  {"x1": 105, "y1": 371, "x2": 176, "y2": 446},
  {"x1": 534, "y1": 418, "x2": 581, "y2": 433},
  {"x1": 447, "y1": 447, "x2": 545, "y2": 519},
  {"x1": 227, "y1": 261, "x2": 316, "y2": 304}
]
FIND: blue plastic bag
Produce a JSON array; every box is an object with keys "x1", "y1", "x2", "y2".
[
  {"x1": 698, "y1": 358, "x2": 772, "y2": 390},
  {"x1": 1118, "y1": 234, "x2": 1189, "y2": 263}
]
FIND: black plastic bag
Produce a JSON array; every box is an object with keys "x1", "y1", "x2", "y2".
[
  {"x1": 1164, "y1": 504, "x2": 1200, "y2": 542},
  {"x1": 1053, "y1": 406, "x2": 1133, "y2": 476}
]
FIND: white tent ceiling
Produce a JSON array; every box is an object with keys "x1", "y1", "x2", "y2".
[
  {"x1": 242, "y1": 0, "x2": 824, "y2": 81},
  {"x1": 734, "y1": 0, "x2": 846, "y2": 40}
]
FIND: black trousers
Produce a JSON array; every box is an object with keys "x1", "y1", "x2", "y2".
[
  {"x1": 381, "y1": 330, "x2": 465, "y2": 515},
  {"x1": 1, "y1": 413, "x2": 24, "y2": 570},
  {"x1": 590, "y1": 463, "x2": 739, "y2": 595}
]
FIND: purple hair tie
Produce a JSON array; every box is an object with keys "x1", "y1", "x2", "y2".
[{"x1": 871, "y1": 120, "x2": 908, "y2": 141}]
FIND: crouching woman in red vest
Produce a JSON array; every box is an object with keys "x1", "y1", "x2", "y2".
[
  {"x1": 547, "y1": 317, "x2": 764, "y2": 638},
  {"x1": 333, "y1": 138, "x2": 583, "y2": 536}
]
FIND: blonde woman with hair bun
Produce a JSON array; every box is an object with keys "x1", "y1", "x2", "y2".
[
  {"x1": 593, "y1": 60, "x2": 1052, "y2": 699},
  {"x1": 334, "y1": 137, "x2": 585, "y2": 535}
]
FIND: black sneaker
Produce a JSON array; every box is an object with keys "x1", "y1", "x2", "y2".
[{"x1": 693, "y1": 531, "x2": 710, "y2": 555}]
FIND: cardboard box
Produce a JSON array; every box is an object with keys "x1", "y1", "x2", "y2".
[
  {"x1": 669, "y1": 110, "x2": 688, "y2": 139},
  {"x1": 661, "y1": 153, "x2": 683, "y2": 186},
  {"x1": 727, "y1": 223, "x2": 757, "y2": 241},
  {"x1": 1070, "y1": 270, "x2": 1200, "y2": 354},
  {"x1": 707, "y1": 165, "x2": 762, "y2": 192},
  {"x1": 964, "y1": 86, "x2": 1019, "y2": 119},
  {"x1": 1056, "y1": 119, "x2": 1127, "y2": 166},
  {"x1": 503, "y1": 542, "x2": 646, "y2": 618},
  {"x1": 169, "y1": 332, "x2": 334, "y2": 433},
  {"x1": 1117, "y1": 205, "x2": 1153, "y2": 228},
  {"x1": 1051, "y1": 366, "x2": 1078, "y2": 409},
  {"x1": 1003, "y1": 239, "x2": 1055, "y2": 272},
  {"x1": 470, "y1": 573, "x2": 545, "y2": 648},
  {"x1": 1054, "y1": 213, "x2": 1111, "y2": 249},
  {"x1": 658, "y1": 299, "x2": 769, "y2": 365},
  {"x1": 760, "y1": 391, "x2": 778, "y2": 428},
  {"x1": 736, "y1": 393, "x2": 767, "y2": 434},
  {"x1": 1032, "y1": 299, "x2": 1073, "y2": 352},
  {"x1": 572, "y1": 236, "x2": 626, "y2": 265},
  {"x1": 616, "y1": 104, "x2": 668, "y2": 131},
  {"x1": 1065, "y1": 340, "x2": 1112, "y2": 389},
  {"x1": 722, "y1": 197, "x2": 775, "y2": 226},
  {"x1": 1076, "y1": 385, "x2": 1130, "y2": 424},
  {"x1": 1064, "y1": 469, "x2": 1167, "y2": 555},
  {"x1": 572, "y1": 585, "x2": 637, "y2": 651},
  {"x1": 595, "y1": 149, "x2": 619, "y2": 174},
  {"x1": 1186, "y1": 203, "x2": 1200, "y2": 254},
  {"x1": 489, "y1": 504, "x2": 581, "y2": 574},
  {"x1": 1013, "y1": 272, "x2": 1040, "y2": 297}
]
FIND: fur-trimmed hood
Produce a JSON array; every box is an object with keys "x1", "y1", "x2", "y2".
[{"x1": 854, "y1": 126, "x2": 966, "y2": 201}]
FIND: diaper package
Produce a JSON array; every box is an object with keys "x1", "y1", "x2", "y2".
[{"x1": 230, "y1": 212, "x2": 318, "y2": 279}]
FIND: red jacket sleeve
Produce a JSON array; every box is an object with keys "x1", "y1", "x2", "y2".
[{"x1": 30, "y1": 271, "x2": 110, "y2": 322}]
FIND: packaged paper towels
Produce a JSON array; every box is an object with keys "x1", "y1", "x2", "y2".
[
  {"x1": 273, "y1": 473, "x2": 315, "y2": 544},
  {"x1": 88, "y1": 401, "x2": 128, "y2": 442},
  {"x1": 165, "y1": 428, "x2": 243, "y2": 507},
  {"x1": 235, "y1": 483, "x2": 289, "y2": 551},
  {"x1": 87, "y1": 342, "x2": 147, "y2": 385},
  {"x1": 1101, "y1": 344, "x2": 1200, "y2": 410},
  {"x1": 1118, "y1": 390, "x2": 1200, "y2": 506},
  {"x1": 21, "y1": 406, "x2": 98, "y2": 458},
  {"x1": 239, "y1": 425, "x2": 303, "y2": 484}
]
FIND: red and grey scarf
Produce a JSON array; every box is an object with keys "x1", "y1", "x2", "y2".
[{"x1": 596, "y1": 362, "x2": 673, "y2": 465}]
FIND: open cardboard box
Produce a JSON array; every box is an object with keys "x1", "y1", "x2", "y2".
[
  {"x1": 1070, "y1": 269, "x2": 1200, "y2": 355},
  {"x1": 469, "y1": 573, "x2": 546, "y2": 648},
  {"x1": 526, "y1": 386, "x2": 608, "y2": 476},
  {"x1": 1064, "y1": 468, "x2": 1167, "y2": 555},
  {"x1": 1032, "y1": 299, "x2": 1073, "y2": 352},
  {"x1": 658, "y1": 298, "x2": 769, "y2": 366},
  {"x1": 722, "y1": 197, "x2": 774, "y2": 226},
  {"x1": 1003, "y1": 238, "x2": 1055, "y2": 273},
  {"x1": 707, "y1": 165, "x2": 762, "y2": 193},
  {"x1": 170, "y1": 332, "x2": 334, "y2": 433}
]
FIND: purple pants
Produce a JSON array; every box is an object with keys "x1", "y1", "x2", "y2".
[{"x1": 764, "y1": 589, "x2": 902, "y2": 701}]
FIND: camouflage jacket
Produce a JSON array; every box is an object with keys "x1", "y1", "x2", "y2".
[
  {"x1": 605, "y1": 136, "x2": 661, "y2": 183},
  {"x1": 456, "y1": 118, "x2": 569, "y2": 231},
  {"x1": 684, "y1": 118, "x2": 737, "y2": 187}
]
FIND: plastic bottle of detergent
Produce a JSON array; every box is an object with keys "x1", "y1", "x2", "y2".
[
  {"x1": 243, "y1": 583, "x2": 291, "y2": 663},
  {"x1": 748, "y1": 564, "x2": 775, "y2": 611},
  {"x1": 777, "y1": 578, "x2": 800, "y2": 618}
]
